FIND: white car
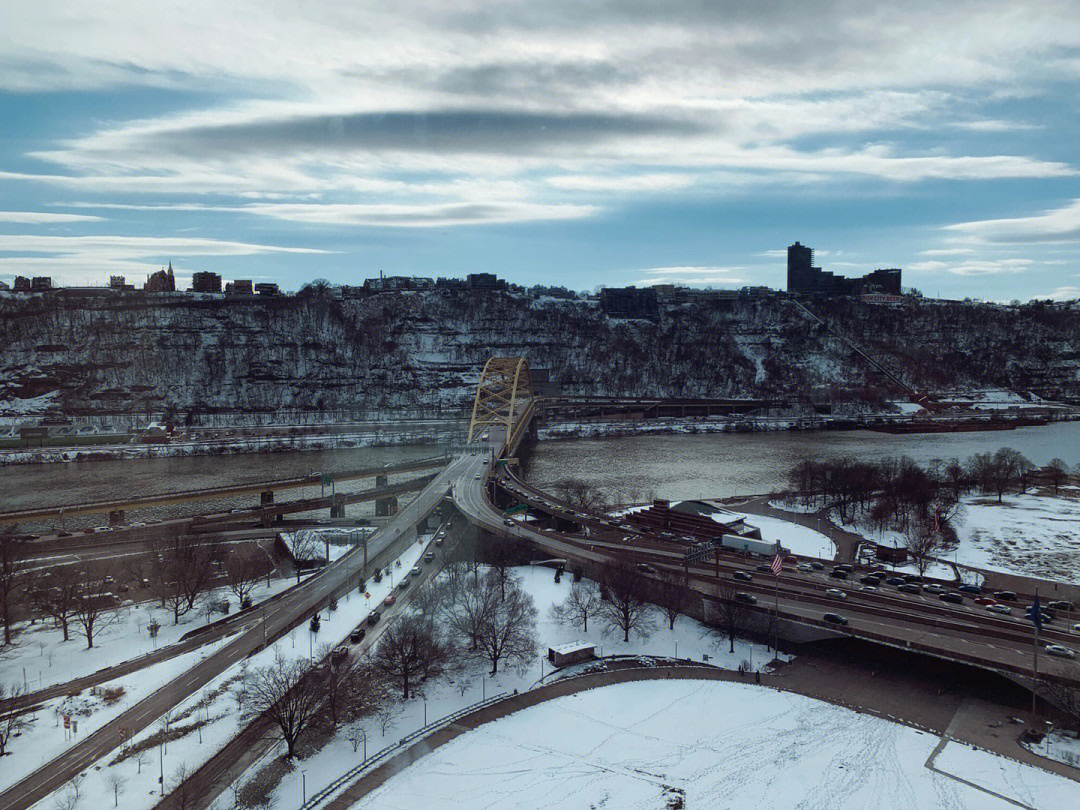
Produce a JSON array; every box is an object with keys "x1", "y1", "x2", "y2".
[
  {"x1": 986, "y1": 604, "x2": 1012, "y2": 615},
  {"x1": 796, "y1": 563, "x2": 813, "y2": 572},
  {"x1": 1045, "y1": 644, "x2": 1076, "y2": 659},
  {"x1": 1073, "y1": 623, "x2": 1080, "y2": 633},
  {"x1": 825, "y1": 588, "x2": 847, "y2": 600}
]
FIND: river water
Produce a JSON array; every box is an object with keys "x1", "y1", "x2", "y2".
[
  {"x1": 523, "y1": 421, "x2": 1080, "y2": 503},
  {"x1": 3, "y1": 422, "x2": 1077, "y2": 519}
]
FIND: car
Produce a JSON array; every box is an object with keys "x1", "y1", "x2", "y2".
[
  {"x1": 734, "y1": 592, "x2": 758, "y2": 605},
  {"x1": 331, "y1": 646, "x2": 349, "y2": 664},
  {"x1": 796, "y1": 563, "x2": 813, "y2": 572},
  {"x1": 1025, "y1": 606, "x2": 1055, "y2": 621},
  {"x1": 636, "y1": 563, "x2": 657, "y2": 575},
  {"x1": 733, "y1": 571, "x2": 753, "y2": 582},
  {"x1": 885, "y1": 577, "x2": 906, "y2": 586},
  {"x1": 860, "y1": 575, "x2": 882, "y2": 585},
  {"x1": 1072, "y1": 623, "x2": 1080, "y2": 633},
  {"x1": 56, "y1": 530, "x2": 72, "y2": 537},
  {"x1": 903, "y1": 574, "x2": 922, "y2": 583},
  {"x1": 411, "y1": 565, "x2": 421, "y2": 576},
  {"x1": 861, "y1": 586, "x2": 877, "y2": 592},
  {"x1": 435, "y1": 538, "x2": 444, "y2": 547},
  {"x1": 829, "y1": 570, "x2": 849, "y2": 580},
  {"x1": 424, "y1": 552, "x2": 435, "y2": 563},
  {"x1": 1045, "y1": 644, "x2": 1076, "y2": 659},
  {"x1": 350, "y1": 627, "x2": 367, "y2": 644},
  {"x1": 987, "y1": 604, "x2": 1012, "y2": 615},
  {"x1": 398, "y1": 577, "x2": 410, "y2": 590},
  {"x1": 898, "y1": 583, "x2": 922, "y2": 595},
  {"x1": 973, "y1": 597, "x2": 997, "y2": 606},
  {"x1": 958, "y1": 584, "x2": 982, "y2": 595},
  {"x1": 756, "y1": 564, "x2": 772, "y2": 572},
  {"x1": 367, "y1": 611, "x2": 381, "y2": 625},
  {"x1": 823, "y1": 612, "x2": 848, "y2": 626},
  {"x1": 474, "y1": 474, "x2": 482, "y2": 480},
  {"x1": 503, "y1": 519, "x2": 515, "y2": 527},
  {"x1": 1048, "y1": 600, "x2": 1074, "y2": 612},
  {"x1": 939, "y1": 592, "x2": 963, "y2": 604},
  {"x1": 810, "y1": 561, "x2": 825, "y2": 571},
  {"x1": 383, "y1": 594, "x2": 396, "y2": 606},
  {"x1": 923, "y1": 583, "x2": 945, "y2": 594},
  {"x1": 834, "y1": 563, "x2": 853, "y2": 572},
  {"x1": 993, "y1": 590, "x2": 1017, "y2": 601},
  {"x1": 825, "y1": 588, "x2": 847, "y2": 600}
]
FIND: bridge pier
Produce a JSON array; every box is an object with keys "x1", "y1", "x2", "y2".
[
  {"x1": 108, "y1": 509, "x2": 125, "y2": 526},
  {"x1": 330, "y1": 494, "x2": 346, "y2": 519},
  {"x1": 261, "y1": 490, "x2": 274, "y2": 506}
]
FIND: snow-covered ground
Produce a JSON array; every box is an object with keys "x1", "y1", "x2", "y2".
[
  {"x1": 952, "y1": 493, "x2": 1080, "y2": 584},
  {"x1": 1022, "y1": 729, "x2": 1080, "y2": 770},
  {"x1": 348, "y1": 680, "x2": 1079, "y2": 810},
  {"x1": 1, "y1": 635, "x2": 237, "y2": 793},
  {"x1": 240, "y1": 564, "x2": 788, "y2": 810},
  {"x1": 1, "y1": 576, "x2": 297, "y2": 693},
  {"x1": 722, "y1": 510, "x2": 836, "y2": 559},
  {"x1": 24, "y1": 536, "x2": 435, "y2": 810}
]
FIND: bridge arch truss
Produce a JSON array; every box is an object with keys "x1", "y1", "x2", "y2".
[{"x1": 467, "y1": 357, "x2": 534, "y2": 445}]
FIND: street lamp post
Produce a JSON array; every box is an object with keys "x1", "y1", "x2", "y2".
[{"x1": 301, "y1": 770, "x2": 307, "y2": 804}]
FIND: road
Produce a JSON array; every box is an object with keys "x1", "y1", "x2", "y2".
[{"x1": 0, "y1": 455, "x2": 469, "y2": 810}]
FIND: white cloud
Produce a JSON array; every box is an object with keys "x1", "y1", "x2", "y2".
[
  {"x1": 0, "y1": 211, "x2": 103, "y2": 224},
  {"x1": 237, "y1": 201, "x2": 598, "y2": 227},
  {"x1": 908, "y1": 257, "x2": 1035, "y2": 275},
  {"x1": 545, "y1": 173, "x2": 693, "y2": 192},
  {"x1": 1042, "y1": 285, "x2": 1080, "y2": 300},
  {"x1": 944, "y1": 199, "x2": 1080, "y2": 243},
  {"x1": 634, "y1": 266, "x2": 746, "y2": 286}
]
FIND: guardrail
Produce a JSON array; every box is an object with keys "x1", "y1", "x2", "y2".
[{"x1": 298, "y1": 692, "x2": 510, "y2": 809}]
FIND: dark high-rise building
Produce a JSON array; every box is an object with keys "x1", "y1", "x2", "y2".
[{"x1": 786, "y1": 241, "x2": 902, "y2": 297}]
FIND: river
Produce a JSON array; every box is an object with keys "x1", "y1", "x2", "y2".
[
  {"x1": 522, "y1": 421, "x2": 1080, "y2": 503},
  {"x1": 3, "y1": 422, "x2": 1077, "y2": 521}
]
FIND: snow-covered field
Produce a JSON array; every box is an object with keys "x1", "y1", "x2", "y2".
[
  {"x1": 24, "y1": 536, "x2": 436, "y2": 810},
  {"x1": 1, "y1": 636, "x2": 237, "y2": 793},
  {"x1": 238, "y1": 564, "x2": 786, "y2": 810},
  {"x1": 1, "y1": 576, "x2": 296, "y2": 693},
  {"x1": 722, "y1": 510, "x2": 836, "y2": 559},
  {"x1": 952, "y1": 493, "x2": 1080, "y2": 584},
  {"x1": 349, "y1": 679, "x2": 1079, "y2": 810}
]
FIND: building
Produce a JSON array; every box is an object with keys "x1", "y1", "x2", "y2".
[
  {"x1": 363, "y1": 275, "x2": 434, "y2": 293},
  {"x1": 145, "y1": 262, "x2": 176, "y2": 292},
  {"x1": 0, "y1": 280, "x2": 8, "y2": 291},
  {"x1": 466, "y1": 272, "x2": 503, "y2": 290},
  {"x1": 225, "y1": 279, "x2": 254, "y2": 296},
  {"x1": 598, "y1": 286, "x2": 659, "y2": 319},
  {"x1": 786, "y1": 242, "x2": 901, "y2": 297},
  {"x1": 108, "y1": 275, "x2": 135, "y2": 290},
  {"x1": 190, "y1": 271, "x2": 222, "y2": 294},
  {"x1": 254, "y1": 282, "x2": 280, "y2": 296},
  {"x1": 13, "y1": 276, "x2": 30, "y2": 292},
  {"x1": 547, "y1": 641, "x2": 596, "y2": 668},
  {"x1": 30, "y1": 276, "x2": 53, "y2": 292}
]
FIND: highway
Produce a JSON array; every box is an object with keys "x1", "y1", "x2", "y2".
[
  {"x1": 451, "y1": 455, "x2": 1079, "y2": 690},
  {"x1": 0, "y1": 455, "x2": 470, "y2": 810}
]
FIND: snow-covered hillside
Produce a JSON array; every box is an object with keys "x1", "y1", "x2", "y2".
[{"x1": 1, "y1": 289, "x2": 1077, "y2": 418}]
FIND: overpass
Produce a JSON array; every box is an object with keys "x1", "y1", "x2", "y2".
[
  {"x1": 0, "y1": 456, "x2": 450, "y2": 525},
  {"x1": 539, "y1": 395, "x2": 778, "y2": 422}
]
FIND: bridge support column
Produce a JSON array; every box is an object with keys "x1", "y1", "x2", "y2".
[
  {"x1": 376, "y1": 496, "x2": 398, "y2": 517},
  {"x1": 330, "y1": 494, "x2": 346, "y2": 519},
  {"x1": 108, "y1": 509, "x2": 125, "y2": 526},
  {"x1": 375, "y1": 474, "x2": 388, "y2": 489},
  {"x1": 261, "y1": 490, "x2": 274, "y2": 506}
]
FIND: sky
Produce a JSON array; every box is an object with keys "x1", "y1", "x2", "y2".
[{"x1": 0, "y1": 1, "x2": 1078, "y2": 301}]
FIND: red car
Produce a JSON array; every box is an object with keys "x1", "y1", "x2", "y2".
[
  {"x1": 383, "y1": 594, "x2": 396, "y2": 607},
  {"x1": 973, "y1": 597, "x2": 997, "y2": 606}
]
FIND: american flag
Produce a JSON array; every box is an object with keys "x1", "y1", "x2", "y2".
[{"x1": 770, "y1": 554, "x2": 784, "y2": 576}]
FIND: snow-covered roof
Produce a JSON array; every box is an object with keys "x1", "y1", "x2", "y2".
[{"x1": 549, "y1": 641, "x2": 595, "y2": 656}]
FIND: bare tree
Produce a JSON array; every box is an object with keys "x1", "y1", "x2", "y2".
[
  {"x1": 654, "y1": 570, "x2": 690, "y2": 631},
  {"x1": 33, "y1": 565, "x2": 81, "y2": 642},
  {"x1": 553, "y1": 478, "x2": 606, "y2": 511},
  {"x1": 241, "y1": 651, "x2": 324, "y2": 758},
  {"x1": 224, "y1": 548, "x2": 271, "y2": 605},
  {"x1": 1042, "y1": 680, "x2": 1080, "y2": 737},
  {"x1": 903, "y1": 517, "x2": 943, "y2": 578},
  {"x1": 711, "y1": 586, "x2": 750, "y2": 654},
  {"x1": 289, "y1": 531, "x2": 324, "y2": 582},
  {"x1": 103, "y1": 771, "x2": 127, "y2": 808},
  {"x1": 478, "y1": 534, "x2": 526, "y2": 600},
  {"x1": 991, "y1": 447, "x2": 1032, "y2": 502},
  {"x1": 1045, "y1": 458, "x2": 1070, "y2": 494},
  {"x1": 475, "y1": 579, "x2": 537, "y2": 676},
  {"x1": 71, "y1": 566, "x2": 120, "y2": 649},
  {"x1": 166, "y1": 762, "x2": 195, "y2": 810},
  {"x1": 144, "y1": 535, "x2": 220, "y2": 624},
  {"x1": 345, "y1": 721, "x2": 367, "y2": 753},
  {"x1": 52, "y1": 785, "x2": 79, "y2": 810},
  {"x1": 372, "y1": 615, "x2": 453, "y2": 700},
  {"x1": 550, "y1": 580, "x2": 601, "y2": 633},
  {"x1": 440, "y1": 571, "x2": 500, "y2": 652},
  {"x1": 0, "y1": 527, "x2": 27, "y2": 648},
  {"x1": 598, "y1": 562, "x2": 656, "y2": 643},
  {"x1": 0, "y1": 683, "x2": 30, "y2": 756},
  {"x1": 133, "y1": 749, "x2": 148, "y2": 774},
  {"x1": 319, "y1": 648, "x2": 391, "y2": 727}
]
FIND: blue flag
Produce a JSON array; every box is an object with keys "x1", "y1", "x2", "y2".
[{"x1": 1030, "y1": 594, "x2": 1042, "y2": 631}]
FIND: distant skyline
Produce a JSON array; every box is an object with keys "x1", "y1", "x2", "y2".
[{"x1": 1, "y1": 1, "x2": 1078, "y2": 301}]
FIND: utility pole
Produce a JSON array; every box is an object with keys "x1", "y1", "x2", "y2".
[{"x1": 1032, "y1": 589, "x2": 1041, "y2": 723}]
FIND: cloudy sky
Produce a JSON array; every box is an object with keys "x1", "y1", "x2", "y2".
[{"x1": 1, "y1": 1, "x2": 1078, "y2": 299}]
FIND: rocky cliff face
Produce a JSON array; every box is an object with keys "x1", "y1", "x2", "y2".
[{"x1": 1, "y1": 289, "x2": 1077, "y2": 418}]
